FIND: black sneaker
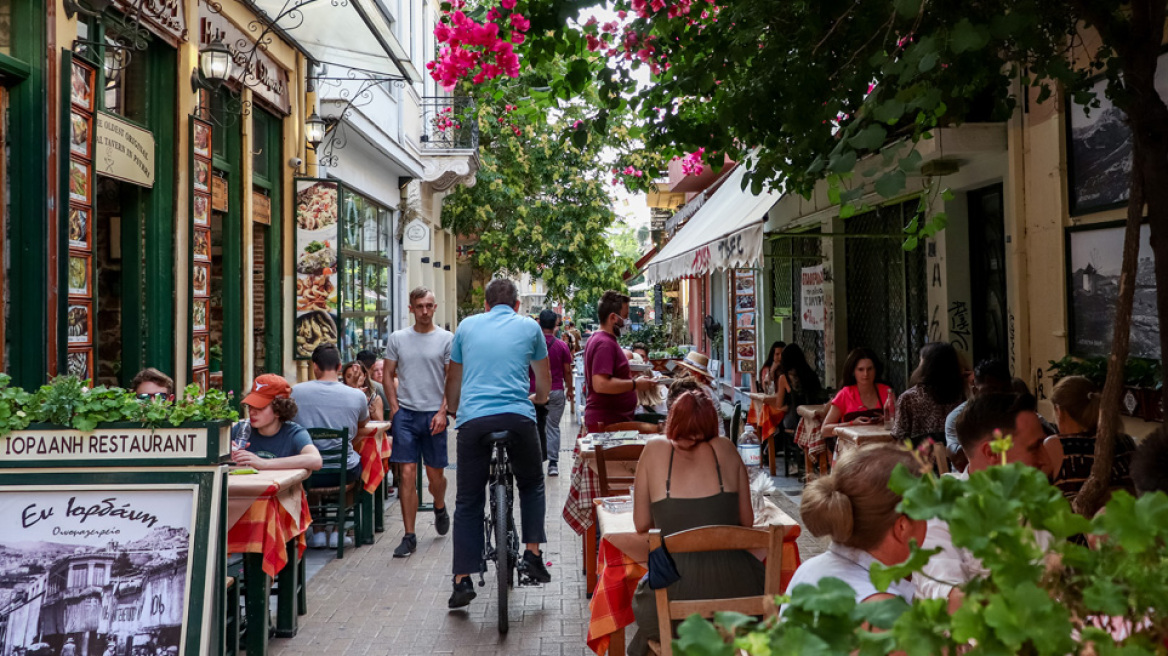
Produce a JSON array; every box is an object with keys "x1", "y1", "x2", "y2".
[
  {"x1": 393, "y1": 533, "x2": 417, "y2": 558},
  {"x1": 547, "y1": 462, "x2": 559, "y2": 477},
  {"x1": 448, "y1": 576, "x2": 477, "y2": 608},
  {"x1": 434, "y1": 506, "x2": 450, "y2": 536},
  {"x1": 520, "y1": 549, "x2": 552, "y2": 583}
]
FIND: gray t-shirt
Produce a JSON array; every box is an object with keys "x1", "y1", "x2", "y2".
[
  {"x1": 385, "y1": 326, "x2": 453, "y2": 412},
  {"x1": 291, "y1": 380, "x2": 369, "y2": 469}
]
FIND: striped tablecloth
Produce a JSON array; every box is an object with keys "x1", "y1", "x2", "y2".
[
  {"x1": 227, "y1": 468, "x2": 312, "y2": 578},
  {"x1": 354, "y1": 421, "x2": 393, "y2": 494}
]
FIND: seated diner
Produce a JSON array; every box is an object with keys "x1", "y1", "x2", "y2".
[
  {"x1": 1043, "y1": 375, "x2": 1136, "y2": 502},
  {"x1": 893, "y1": 342, "x2": 966, "y2": 446},
  {"x1": 783, "y1": 443, "x2": 924, "y2": 612},
  {"x1": 230, "y1": 374, "x2": 323, "y2": 472},
  {"x1": 628, "y1": 390, "x2": 762, "y2": 655},
  {"x1": 819, "y1": 348, "x2": 894, "y2": 440}
]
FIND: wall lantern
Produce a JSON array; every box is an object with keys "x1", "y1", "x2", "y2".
[
  {"x1": 305, "y1": 112, "x2": 329, "y2": 150},
  {"x1": 200, "y1": 37, "x2": 233, "y2": 86}
]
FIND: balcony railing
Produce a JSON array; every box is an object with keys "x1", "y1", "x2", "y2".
[{"x1": 420, "y1": 96, "x2": 479, "y2": 151}]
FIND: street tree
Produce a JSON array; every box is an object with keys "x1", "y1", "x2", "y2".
[{"x1": 431, "y1": 0, "x2": 1168, "y2": 516}]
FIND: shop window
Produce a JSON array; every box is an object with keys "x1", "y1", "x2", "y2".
[
  {"x1": 69, "y1": 564, "x2": 87, "y2": 589},
  {"x1": 338, "y1": 190, "x2": 392, "y2": 361},
  {"x1": 91, "y1": 563, "x2": 107, "y2": 586},
  {"x1": 102, "y1": 32, "x2": 146, "y2": 122}
]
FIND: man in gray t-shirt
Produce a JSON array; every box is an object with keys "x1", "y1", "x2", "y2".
[
  {"x1": 384, "y1": 287, "x2": 454, "y2": 557},
  {"x1": 293, "y1": 344, "x2": 369, "y2": 472}
]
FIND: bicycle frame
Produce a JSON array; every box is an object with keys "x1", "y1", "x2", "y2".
[{"x1": 483, "y1": 441, "x2": 519, "y2": 578}]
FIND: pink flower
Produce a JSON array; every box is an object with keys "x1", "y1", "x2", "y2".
[
  {"x1": 510, "y1": 13, "x2": 530, "y2": 31},
  {"x1": 500, "y1": 0, "x2": 516, "y2": 8},
  {"x1": 650, "y1": 0, "x2": 665, "y2": 11},
  {"x1": 586, "y1": 34, "x2": 603, "y2": 51},
  {"x1": 573, "y1": 119, "x2": 583, "y2": 128},
  {"x1": 617, "y1": 10, "x2": 627, "y2": 17},
  {"x1": 584, "y1": 15, "x2": 599, "y2": 26}
]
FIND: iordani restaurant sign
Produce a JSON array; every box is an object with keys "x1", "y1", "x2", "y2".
[
  {"x1": 198, "y1": 7, "x2": 292, "y2": 115},
  {"x1": 0, "y1": 427, "x2": 217, "y2": 463}
]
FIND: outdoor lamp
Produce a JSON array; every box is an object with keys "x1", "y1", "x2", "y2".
[
  {"x1": 199, "y1": 37, "x2": 233, "y2": 85},
  {"x1": 305, "y1": 111, "x2": 328, "y2": 149}
]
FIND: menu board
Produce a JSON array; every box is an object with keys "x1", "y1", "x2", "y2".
[
  {"x1": 190, "y1": 117, "x2": 213, "y2": 391},
  {"x1": 66, "y1": 56, "x2": 97, "y2": 382},
  {"x1": 731, "y1": 269, "x2": 757, "y2": 374},
  {"x1": 293, "y1": 179, "x2": 340, "y2": 359}
]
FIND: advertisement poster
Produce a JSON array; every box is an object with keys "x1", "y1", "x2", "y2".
[
  {"x1": 731, "y1": 270, "x2": 757, "y2": 373},
  {"x1": 800, "y1": 265, "x2": 826, "y2": 332},
  {"x1": 294, "y1": 180, "x2": 340, "y2": 359},
  {"x1": 0, "y1": 487, "x2": 196, "y2": 656}
]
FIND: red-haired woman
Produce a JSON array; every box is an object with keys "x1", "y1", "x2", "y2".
[{"x1": 626, "y1": 391, "x2": 764, "y2": 656}]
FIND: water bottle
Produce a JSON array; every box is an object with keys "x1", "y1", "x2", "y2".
[
  {"x1": 233, "y1": 421, "x2": 251, "y2": 451},
  {"x1": 883, "y1": 393, "x2": 896, "y2": 430},
  {"x1": 738, "y1": 425, "x2": 761, "y2": 470}
]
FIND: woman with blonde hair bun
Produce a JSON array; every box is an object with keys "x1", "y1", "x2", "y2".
[
  {"x1": 783, "y1": 444, "x2": 925, "y2": 610},
  {"x1": 1044, "y1": 375, "x2": 1136, "y2": 503}
]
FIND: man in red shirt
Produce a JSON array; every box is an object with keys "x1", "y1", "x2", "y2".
[{"x1": 584, "y1": 290, "x2": 658, "y2": 432}]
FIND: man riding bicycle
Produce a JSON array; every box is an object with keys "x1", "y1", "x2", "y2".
[{"x1": 445, "y1": 278, "x2": 552, "y2": 608}]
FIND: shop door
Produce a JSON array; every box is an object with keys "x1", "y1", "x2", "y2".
[
  {"x1": 251, "y1": 109, "x2": 282, "y2": 376},
  {"x1": 967, "y1": 184, "x2": 1009, "y2": 367},
  {"x1": 769, "y1": 234, "x2": 825, "y2": 375},
  {"x1": 845, "y1": 202, "x2": 928, "y2": 392}
]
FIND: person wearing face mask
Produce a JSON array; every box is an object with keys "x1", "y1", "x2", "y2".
[{"x1": 583, "y1": 290, "x2": 659, "y2": 432}]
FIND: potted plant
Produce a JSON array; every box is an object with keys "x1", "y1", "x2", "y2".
[{"x1": 1123, "y1": 357, "x2": 1162, "y2": 422}]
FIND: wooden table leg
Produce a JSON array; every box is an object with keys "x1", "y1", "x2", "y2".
[
  {"x1": 610, "y1": 624, "x2": 627, "y2": 656},
  {"x1": 243, "y1": 553, "x2": 270, "y2": 656},
  {"x1": 768, "y1": 435, "x2": 777, "y2": 476},
  {"x1": 275, "y1": 541, "x2": 299, "y2": 638},
  {"x1": 584, "y1": 522, "x2": 597, "y2": 598},
  {"x1": 359, "y1": 490, "x2": 376, "y2": 545},
  {"x1": 374, "y1": 477, "x2": 386, "y2": 533}
]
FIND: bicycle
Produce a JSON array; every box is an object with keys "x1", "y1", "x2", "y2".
[{"x1": 478, "y1": 430, "x2": 542, "y2": 633}]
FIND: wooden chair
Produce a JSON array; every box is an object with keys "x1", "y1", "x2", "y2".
[
  {"x1": 600, "y1": 421, "x2": 662, "y2": 434},
  {"x1": 728, "y1": 402, "x2": 742, "y2": 445},
  {"x1": 305, "y1": 427, "x2": 361, "y2": 559},
  {"x1": 595, "y1": 443, "x2": 646, "y2": 496},
  {"x1": 932, "y1": 441, "x2": 952, "y2": 475},
  {"x1": 647, "y1": 524, "x2": 792, "y2": 656}
]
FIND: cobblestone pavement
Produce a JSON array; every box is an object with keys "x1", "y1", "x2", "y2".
[{"x1": 270, "y1": 412, "x2": 825, "y2": 656}]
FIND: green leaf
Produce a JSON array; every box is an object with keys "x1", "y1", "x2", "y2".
[
  {"x1": 828, "y1": 151, "x2": 858, "y2": 174},
  {"x1": 789, "y1": 577, "x2": 858, "y2": 615},
  {"x1": 674, "y1": 615, "x2": 734, "y2": 656},
  {"x1": 950, "y1": 19, "x2": 990, "y2": 54},
  {"x1": 893, "y1": 0, "x2": 921, "y2": 18},
  {"x1": 903, "y1": 235, "x2": 919, "y2": 251},
  {"x1": 918, "y1": 51, "x2": 938, "y2": 73},
  {"x1": 874, "y1": 170, "x2": 907, "y2": 198},
  {"x1": 839, "y1": 203, "x2": 856, "y2": 219},
  {"x1": 873, "y1": 98, "x2": 906, "y2": 125},
  {"x1": 1083, "y1": 579, "x2": 1128, "y2": 616},
  {"x1": 853, "y1": 596, "x2": 910, "y2": 629},
  {"x1": 870, "y1": 543, "x2": 940, "y2": 591},
  {"x1": 712, "y1": 611, "x2": 755, "y2": 634},
  {"x1": 849, "y1": 124, "x2": 888, "y2": 151},
  {"x1": 897, "y1": 149, "x2": 923, "y2": 173}
]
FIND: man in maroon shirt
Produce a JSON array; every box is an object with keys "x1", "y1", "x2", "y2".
[{"x1": 584, "y1": 290, "x2": 658, "y2": 432}]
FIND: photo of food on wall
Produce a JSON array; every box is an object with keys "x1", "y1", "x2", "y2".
[
  {"x1": 67, "y1": 349, "x2": 91, "y2": 380},
  {"x1": 296, "y1": 182, "x2": 339, "y2": 231},
  {"x1": 193, "y1": 263, "x2": 209, "y2": 296},
  {"x1": 735, "y1": 294, "x2": 755, "y2": 311},
  {"x1": 68, "y1": 255, "x2": 90, "y2": 296},
  {"x1": 69, "y1": 159, "x2": 90, "y2": 204},
  {"x1": 736, "y1": 312, "x2": 754, "y2": 329},
  {"x1": 194, "y1": 159, "x2": 210, "y2": 192},
  {"x1": 67, "y1": 303, "x2": 91, "y2": 344},
  {"x1": 69, "y1": 206, "x2": 89, "y2": 249},
  {"x1": 193, "y1": 121, "x2": 211, "y2": 159},
  {"x1": 193, "y1": 300, "x2": 208, "y2": 332},
  {"x1": 70, "y1": 112, "x2": 90, "y2": 158},
  {"x1": 193, "y1": 228, "x2": 211, "y2": 261},
  {"x1": 194, "y1": 194, "x2": 210, "y2": 226},
  {"x1": 71, "y1": 60, "x2": 94, "y2": 110},
  {"x1": 295, "y1": 310, "x2": 338, "y2": 358},
  {"x1": 192, "y1": 336, "x2": 207, "y2": 367}
]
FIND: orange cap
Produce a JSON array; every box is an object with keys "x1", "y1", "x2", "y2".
[{"x1": 242, "y1": 374, "x2": 292, "y2": 408}]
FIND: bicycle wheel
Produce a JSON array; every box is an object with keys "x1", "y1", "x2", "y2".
[{"x1": 494, "y1": 482, "x2": 510, "y2": 634}]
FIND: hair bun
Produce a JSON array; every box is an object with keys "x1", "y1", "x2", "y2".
[{"x1": 801, "y1": 476, "x2": 855, "y2": 544}]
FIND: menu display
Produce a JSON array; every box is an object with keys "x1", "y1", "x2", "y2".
[
  {"x1": 66, "y1": 57, "x2": 97, "y2": 381},
  {"x1": 294, "y1": 180, "x2": 340, "y2": 358},
  {"x1": 190, "y1": 117, "x2": 213, "y2": 389},
  {"x1": 732, "y1": 269, "x2": 757, "y2": 374}
]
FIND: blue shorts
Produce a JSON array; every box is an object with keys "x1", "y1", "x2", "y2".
[{"x1": 390, "y1": 407, "x2": 449, "y2": 468}]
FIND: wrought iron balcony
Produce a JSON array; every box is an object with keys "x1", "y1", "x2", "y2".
[{"x1": 420, "y1": 96, "x2": 479, "y2": 151}]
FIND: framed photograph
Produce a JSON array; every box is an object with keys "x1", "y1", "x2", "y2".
[
  {"x1": 193, "y1": 299, "x2": 208, "y2": 332},
  {"x1": 194, "y1": 159, "x2": 210, "y2": 193},
  {"x1": 193, "y1": 262, "x2": 210, "y2": 297},
  {"x1": 193, "y1": 227, "x2": 211, "y2": 261},
  {"x1": 195, "y1": 368, "x2": 209, "y2": 393},
  {"x1": 68, "y1": 204, "x2": 91, "y2": 250},
  {"x1": 734, "y1": 275, "x2": 755, "y2": 296},
  {"x1": 193, "y1": 193, "x2": 210, "y2": 226},
  {"x1": 1067, "y1": 56, "x2": 1168, "y2": 215},
  {"x1": 68, "y1": 158, "x2": 91, "y2": 204},
  {"x1": 70, "y1": 59, "x2": 95, "y2": 111},
  {"x1": 66, "y1": 347, "x2": 92, "y2": 381},
  {"x1": 1065, "y1": 221, "x2": 1160, "y2": 359},
  {"x1": 193, "y1": 120, "x2": 211, "y2": 159},
  {"x1": 735, "y1": 294, "x2": 755, "y2": 311},
  {"x1": 192, "y1": 335, "x2": 208, "y2": 367},
  {"x1": 736, "y1": 311, "x2": 755, "y2": 329},
  {"x1": 66, "y1": 300, "x2": 92, "y2": 345},
  {"x1": 69, "y1": 111, "x2": 92, "y2": 158},
  {"x1": 67, "y1": 253, "x2": 91, "y2": 296}
]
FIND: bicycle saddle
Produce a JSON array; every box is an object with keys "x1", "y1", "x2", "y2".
[{"x1": 485, "y1": 430, "x2": 517, "y2": 445}]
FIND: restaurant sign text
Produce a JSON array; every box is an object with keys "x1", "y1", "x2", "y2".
[
  {"x1": 95, "y1": 112, "x2": 156, "y2": 188},
  {"x1": 1, "y1": 427, "x2": 207, "y2": 462}
]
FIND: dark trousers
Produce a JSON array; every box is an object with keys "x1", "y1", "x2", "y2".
[
  {"x1": 534, "y1": 402, "x2": 549, "y2": 461},
  {"x1": 453, "y1": 413, "x2": 547, "y2": 576}
]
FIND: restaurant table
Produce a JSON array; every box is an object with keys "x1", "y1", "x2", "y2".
[
  {"x1": 794, "y1": 404, "x2": 830, "y2": 478},
  {"x1": 586, "y1": 496, "x2": 802, "y2": 656},
  {"x1": 563, "y1": 434, "x2": 649, "y2": 595},
  {"x1": 353, "y1": 421, "x2": 392, "y2": 544},
  {"x1": 227, "y1": 468, "x2": 312, "y2": 655},
  {"x1": 834, "y1": 423, "x2": 895, "y2": 457}
]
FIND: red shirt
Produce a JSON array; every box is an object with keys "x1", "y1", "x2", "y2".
[{"x1": 584, "y1": 331, "x2": 636, "y2": 428}]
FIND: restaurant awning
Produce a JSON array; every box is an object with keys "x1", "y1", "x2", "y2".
[
  {"x1": 246, "y1": 0, "x2": 420, "y2": 81},
  {"x1": 643, "y1": 164, "x2": 781, "y2": 284}
]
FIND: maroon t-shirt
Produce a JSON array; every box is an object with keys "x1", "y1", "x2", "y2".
[{"x1": 584, "y1": 330, "x2": 636, "y2": 428}]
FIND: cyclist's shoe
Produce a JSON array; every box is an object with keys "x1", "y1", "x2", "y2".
[
  {"x1": 547, "y1": 462, "x2": 559, "y2": 477},
  {"x1": 520, "y1": 549, "x2": 552, "y2": 583},
  {"x1": 448, "y1": 576, "x2": 477, "y2": 608},
  {"x1": 434, "y1": 506, "x2": 450, "y2": 536},
  {"x1": 393, "y1": 533, "x2": 417, "y2": 558}
]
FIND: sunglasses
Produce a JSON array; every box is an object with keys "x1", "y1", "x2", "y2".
[{"x1": 135, "y1": 392, "x2": 168, "y2": 401}]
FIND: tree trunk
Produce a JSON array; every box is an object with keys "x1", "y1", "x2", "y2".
[{"x1": 1074, "y1": 0, "x2": 1168, "y2": 516}]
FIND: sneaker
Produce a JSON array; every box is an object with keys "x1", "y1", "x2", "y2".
[
  {"x1": 547, "y1": 462, "x2": 559, "y2": 477},
  {"x1": 448, "y1": 577, "x2": 476, "y2": 608},
  {"x1": 309, "y1": 529, "x2": 327, "y2": 549},
  {"x1": 434, "y1": 506, "x2": 450, "y2": 536},
  {"x1": 520, "y1": 549, "x2": 552, "y2": 583},
  {"x1": 328, "y1": 532, "x2": 354, "y2": 549},
  {"x1": 393, "y1": 533, "x2": 417, "y2": 558}
]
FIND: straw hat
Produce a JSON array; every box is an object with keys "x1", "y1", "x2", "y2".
[{"x1": 676, "y1": 351, "x2": 713, "y2": 379}]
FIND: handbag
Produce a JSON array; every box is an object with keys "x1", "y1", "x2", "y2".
[{"x1": 647, "y1": 542, "x2": 681, "y2": 589}]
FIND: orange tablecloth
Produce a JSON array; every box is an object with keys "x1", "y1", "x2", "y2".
[
  {"x1": 354, "y1": 421, "x2": 392, "y2": 494},
  {"x1": 227, "y1": 468, "x2": 312, "y2": 578},
  {"x1": 586, "y1": 499, "x2": 802, "y2": 656}
]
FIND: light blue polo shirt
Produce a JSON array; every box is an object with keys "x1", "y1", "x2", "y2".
[{"x1": 451, "y1": 304, "x2": 549, "y2": 427}]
